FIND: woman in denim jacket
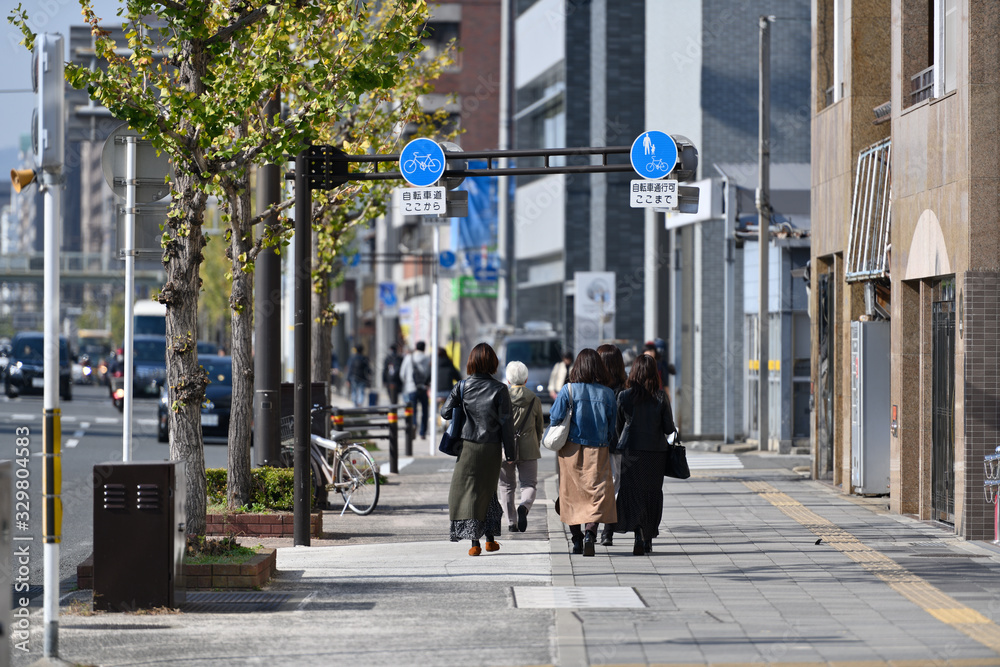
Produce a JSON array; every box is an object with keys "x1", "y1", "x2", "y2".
[{"x1": 548, "y1": 348, "x2": 618, "y2": 556}]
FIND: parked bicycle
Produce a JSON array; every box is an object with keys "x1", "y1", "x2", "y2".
[{"x1": 279, "y1": 405, "x2": 380, "y2": 516}]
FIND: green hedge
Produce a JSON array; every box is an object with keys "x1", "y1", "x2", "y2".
[{"x1": 206, "y1": 467, "x2": 309, "y2": 511}]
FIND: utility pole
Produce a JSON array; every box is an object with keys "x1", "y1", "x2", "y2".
[
  {"x1": 495, "y1": 0, "x2": 512, "y2": 326},
  {"x1": 757, "y1": 16, "x2": 773, "y2": 452}
]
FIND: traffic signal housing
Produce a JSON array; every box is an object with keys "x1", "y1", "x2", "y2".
[{"x1": 33, "y1": 33, "x2": 65, "y2": 170}]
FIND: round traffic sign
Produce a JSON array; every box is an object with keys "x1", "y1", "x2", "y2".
[
  {"x1": 630, "y1": 131, "x2": 678, "y2": 180},
  {"x1": 101, "y1": 123, "x2": 174, "y2": 202},
  {"x1": 439, "y1": 250, "x2": 456, "y2": 268},
  {"x1": 399, "y1": 138, "x2": 446, "y2": 187}
]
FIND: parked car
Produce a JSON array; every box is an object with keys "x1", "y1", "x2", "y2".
[
  {"x1": 158, "y1": 355, "x2": 232, "y2": 442},
  {"x1": 5, "y1": 332, "x2": 72, "y2": 400},
  {"x1": 133, "y1": 335, "x2": 168, "y2": 396}
]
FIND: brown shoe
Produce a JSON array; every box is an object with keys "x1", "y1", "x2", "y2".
[
  {"x1": 484, "y1": 541, "x2": 500, "y2": 552},
  {"x1": 468, "y1": 545, "x2": 482, "y2": 556}
]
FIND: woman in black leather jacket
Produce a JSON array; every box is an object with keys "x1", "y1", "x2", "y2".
[
  {"x1": 441, "y1": 343, "x2": 516, "y2": 556},
  {"x1": 613, "y1": 354, "x2": 677, "y2": 555}
]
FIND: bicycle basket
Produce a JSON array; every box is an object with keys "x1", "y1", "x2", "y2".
[{"x1": 279, "y1": 415, "x2": 295, "y2": 447}]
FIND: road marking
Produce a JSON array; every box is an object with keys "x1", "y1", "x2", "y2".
[
  {"x1": 688, "y1": 452, "x2": 743, "y2": 469},
  {"x1": 95, "y1": 417, "x2": 119, "y2": 424},
  {"x1": 65, "y1": 439, "x2": 79, "y2": 449},
  {"x1": 62, "y1": 415, "x2": 77, "y2": 423},
  {"x1": 745, "y1": 480, "x2": 1000, "y2": 656},
  {"x1": 11, "y1": 414, "x2": 37, "y2": 422}
]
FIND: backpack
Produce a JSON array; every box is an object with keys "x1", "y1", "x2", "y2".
[
  {"x1": 412, "y1": 357, "x2": 429, "y2": 388},
  {"x1": 511, "y1": 393, "x2": 538, "y2": 459}
]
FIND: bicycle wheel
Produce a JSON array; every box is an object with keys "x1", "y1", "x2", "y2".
[
  {"x1": 402, "y1": 159, "x2": 417, "y2": 174},
  {"x1": 335, "y1": 444, "x2": 380, "y2": 515}
]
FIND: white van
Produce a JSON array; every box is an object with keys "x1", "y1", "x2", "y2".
[{"x1": 134, "y1": 300, "x2": 167, "y2": 337}]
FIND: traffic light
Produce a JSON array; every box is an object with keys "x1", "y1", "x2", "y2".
[
  {"x1": 32, "y1": 33, "x2": 65, "y2": 170},
  {"x1": 669, "y1": 135, "x2": 699, "y2": 182}
]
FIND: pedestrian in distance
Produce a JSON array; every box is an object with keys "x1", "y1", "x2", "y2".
[
  {"x1": 345, "y1": 345, "x2": 372, "y2": 407},
  {"x1": 548, "y1": 348, "x2": 618, "y2": 556},
  {"x1": 400, "y1": 341, "x2": 432, "y2": 438},
  {"x1": 442, "y1": 343, "x2": 516, "y2": 556},
  {"x1": 596, "y1": 343, "x2": 628, "y2": 547},
  {"x1": 613, "y1": 354, "x2": 677, "y2": 555},
  {"x1": 547, "y1": 350, "x2": 573, "y2": 400},
  {"x1": 435, "y1": 347, "x2": 462, "y2": 404},
  {"x1": 501, "y1": 360, "x2": 544, "y2": 534},
  {"x1": 382, "y1": 343, "x2": 403, "y2": 404}
]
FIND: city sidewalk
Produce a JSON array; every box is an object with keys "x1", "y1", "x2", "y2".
[{"x1": 30, "y1": 445, "x2": 1000, "y2": 666}]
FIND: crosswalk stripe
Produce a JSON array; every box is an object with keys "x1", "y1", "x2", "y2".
[{"x1": 687, "y1": 453, "x2": 744, "y2": 469}]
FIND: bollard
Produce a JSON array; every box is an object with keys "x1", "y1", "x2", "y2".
[
  {"x1": 387, "y1": 410, "x2": 399, "y2": 474},
  {"x1": 404, "y1": 403, "x2": 414, "y2": 456},
  {"x1": 984, "y1": 446, "x2": 1000, "y2": 544}
]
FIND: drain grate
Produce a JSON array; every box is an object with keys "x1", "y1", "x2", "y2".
[
  {"x1": 512, "y1": 586, "x2": 645, "y2": 609},
  {"x1": 182, "y1": 591, "x2": 290, "y2": 613}
]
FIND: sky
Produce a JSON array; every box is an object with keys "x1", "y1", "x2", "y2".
[{"x1": 0, "y1": 0, "x2": 123, "y2": 154}]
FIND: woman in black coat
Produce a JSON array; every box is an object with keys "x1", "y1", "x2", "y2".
[
  {"x1": 613, "y1": 354, "x2": 677, "y2": 555},
  {"x1": 441, "y1": 343, "x2": 516, "y2": 556}
]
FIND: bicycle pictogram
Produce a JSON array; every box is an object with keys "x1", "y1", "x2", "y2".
[
  {"x1": 647, "y1": 156, "x2": 670, "y2": 173},
  {"x1": 402, "y1": 153, "x2": 442, "y2": 175}
]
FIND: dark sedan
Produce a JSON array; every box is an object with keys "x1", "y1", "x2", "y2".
[
  {"x1": 158, "y1": 355, "x2": 232, "y2": 442},
  {"x1": 5, "y1": 332, "x2": 72, "y2": 401}
]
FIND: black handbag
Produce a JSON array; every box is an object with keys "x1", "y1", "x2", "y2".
[
  {"x1": 438, "y1": 380, "x2": 466, "y2": 456},
  {"x1": 664, "y1": 432, "x2": 690, "y2": 479}
]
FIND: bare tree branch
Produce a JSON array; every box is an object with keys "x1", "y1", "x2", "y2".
[{"x1": 206, "y1": 3, "x2": 276, "y2": 46}]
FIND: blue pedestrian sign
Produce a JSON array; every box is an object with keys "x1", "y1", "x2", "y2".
[
  {"x1": 439, "y1": 250, "x2": 456, "y2": 268},
  {"x1": 379, "y1": 282, "x2": 397, "y2": 307},
  {"x1": 630, "y1": 131, "x2": 678, "y2": 180},
  {"x1": 399, "y1": 138, "x2": 446, "y2": 187}
]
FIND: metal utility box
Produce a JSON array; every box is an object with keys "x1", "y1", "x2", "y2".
[
  {"x1": 850, "y1": 321, "x2": 891, "y2": 495},
  {"x1": 93, "y1": 461, "x2": 186, "y2": 611}
]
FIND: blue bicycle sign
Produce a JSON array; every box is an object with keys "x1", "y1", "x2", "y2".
[
  {"x1": 630, "y1": 131, "x2": 678, "y2": 180},
  {"x1": 399, "y1": 138, "x2": 446, "y2": 187}
]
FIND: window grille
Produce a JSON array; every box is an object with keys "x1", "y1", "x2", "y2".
[
  {"x1": 846, "y1": 138, "x2": 891, "y2": 283},
  {"x1": 910, "y1": 66, "x2": 934, "y2": 105}
]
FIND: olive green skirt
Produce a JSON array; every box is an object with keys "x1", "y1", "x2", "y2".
[{"x1": 448, "y1": 440, "x2": 503, "y2": 541}]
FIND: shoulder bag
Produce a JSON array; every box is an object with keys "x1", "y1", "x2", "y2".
[
  {"x1": 541, "y1": 384, "x2": 573, "y2": 452},
  {"x1": 664, "y1": 430, "x2": 690, "y2": 479},
  {"x1": 438, "y1": 380, "x2": 465, "y2": 456}
]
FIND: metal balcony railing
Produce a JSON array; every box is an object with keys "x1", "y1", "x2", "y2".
[{"x1": 846, "y1": 138, "x2": 892, "y2": 283}]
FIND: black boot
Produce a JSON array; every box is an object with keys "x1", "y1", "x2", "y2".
[
  {"x1": 583, "y1": 531, "x2": 596, "y2": 557},
  {"x1": 600, "y1": 524, "x2": 614, "y2": 546},
  {"x1": 570, "y1": 525, "x2": 584, "y2": 554},
  {"x1": 633, "y1": 527, "x2": 645, "y2": 556}
]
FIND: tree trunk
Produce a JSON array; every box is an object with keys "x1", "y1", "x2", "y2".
[
  {"x1": 164, "y1": 39, "x2": 211, "y2": 536},
  {"x1": 225, "y1": 167, "x2": 255, "y2": 509},
  {"x1": 164, "y1": 168, "x2": 209, "y2": 536}
]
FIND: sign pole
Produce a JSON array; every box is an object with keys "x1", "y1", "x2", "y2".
[
  {"x1": 41, "y1": 170, "x2": 62, "y2": 659},
  {"x1": 429, "y1": 227, "x2": 440, "y2": 456},
  {"x1": 123, "y1": 135, "x2": 137, "y2": 461}
]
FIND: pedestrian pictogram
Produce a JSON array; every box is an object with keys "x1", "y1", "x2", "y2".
[
  {"x1": 399, "y1": 138, "x2": 446, "y2": 187},
  {"x1": 630, "y1": 131, "x2": 678, "y2": 180}
]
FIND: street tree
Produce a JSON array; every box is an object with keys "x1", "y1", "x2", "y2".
[{"x1": 9, "y1": 0, "x2": 448, "y2": 532}]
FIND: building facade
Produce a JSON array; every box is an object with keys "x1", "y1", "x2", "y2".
[{"x1": 811, "y1": 0, "x2": 999, "y2": 538}]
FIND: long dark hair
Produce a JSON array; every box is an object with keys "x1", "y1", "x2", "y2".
[
  {"x1": 567, "y1": 348, "x2": 611, "y2": 386},
  {"x1": 626, "y1": 354, "x2": 661, "y2": 403},
  {"x1": 596, "y1": 344, "x2": 626, "y2": 390}
]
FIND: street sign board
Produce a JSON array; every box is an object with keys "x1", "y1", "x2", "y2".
[
  {"x1": 101, "y1": 123, "x2": 173, "y2": 202},
  {"x1": 629, "y1": 179, "x2": 678, "y2": 209},
  {"x1": 439, "y1": 251, "x2": 456, "y2": 268},
  {"x1": 395, "y1": 186, "x2": 447, "y2": 216},
  {"x1": 399, "y1": 138, "x2": 446, "y2": 187},
  {"x1": 630, "y1": 131, "x2": 677, "y2": 180}
]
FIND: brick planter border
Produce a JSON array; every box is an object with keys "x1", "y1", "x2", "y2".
[
  {"x1": 183, "y1": 548, "x2": 277, "y2": 590},
  {"x1": 206, "y1": 511, "x2": 322, "y2": 538},
  {"x1": 77, "y1": 548, "x2": 277, "y2": 591}
]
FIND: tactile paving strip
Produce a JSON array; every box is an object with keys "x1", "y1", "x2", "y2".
[
  {"x1": 182, "y1": 591, "x2": 291, "y2": 613},
  {"x1": 512, "y1": 586, "x2": 644, "y2": 609}
]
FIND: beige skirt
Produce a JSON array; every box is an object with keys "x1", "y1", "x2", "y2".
[{"x1": 557, "y1": 441, "x2": 617, "y2": 525}]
